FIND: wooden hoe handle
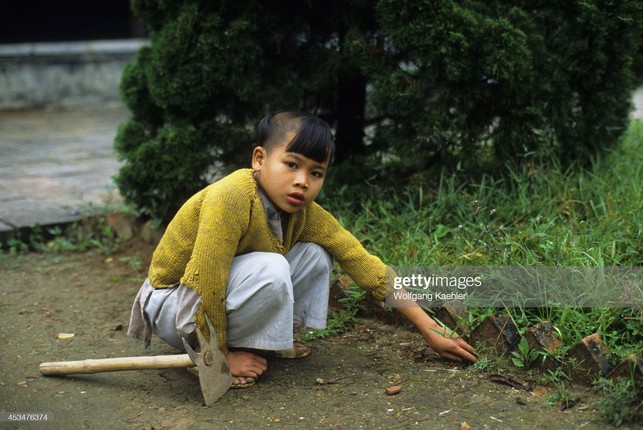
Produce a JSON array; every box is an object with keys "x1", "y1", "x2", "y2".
[{"x1": 39, "y1": 354, "x2": 194, "y2": 375}]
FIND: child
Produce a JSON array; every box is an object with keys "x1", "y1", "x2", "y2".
[{"x1": 128, "y1": 110, "x2": 477, "y2": 388}]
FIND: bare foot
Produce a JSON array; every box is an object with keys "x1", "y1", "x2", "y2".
[
  {"x1": 225, "y1": 350, "x2": 268, "y2": 381},
  {"x1": 231, "y1": 376, "x2": 255, "y2": 388}
]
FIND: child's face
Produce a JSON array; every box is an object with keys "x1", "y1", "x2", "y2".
[{"x1": 252, "y1": 135, "x2": 329, "y2": 213}]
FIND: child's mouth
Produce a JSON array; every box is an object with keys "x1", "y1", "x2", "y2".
[{"x1": 287, "y1": 192, "x2": 305, "y2": 205}]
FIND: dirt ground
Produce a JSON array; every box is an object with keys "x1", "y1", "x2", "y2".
[{"x1": 0, "y1": 239, "x2": 632, "y2": 429}]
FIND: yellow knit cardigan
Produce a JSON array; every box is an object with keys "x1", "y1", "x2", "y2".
[{"x1": 148, "y1": 168, "x2": 393, "y2": 347}]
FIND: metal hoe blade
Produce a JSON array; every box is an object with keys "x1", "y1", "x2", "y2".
[{"x1": 183, "y1": 315, "x2": 232, "y2": 405}]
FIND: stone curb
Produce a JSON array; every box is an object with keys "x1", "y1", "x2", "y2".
[
  {"x1": 434, "y1": 306, "x2": 635, "y2": 387},
  {"x1": 105, "y1": 211, "x2": 163, "y2": 245},
  {"x1": 564, "y1": 333, "x2": 615, "y2": 384},
  {"x1": 433, "y1": 300, "x2": 471, "y2": 336},
  {"x1": 468, "y1": 313, "x2": 520, "y2": 355},
  {"x1": 607, "y1": 354, "x2": 642, "y2": 390},
  {"x1": 523, "y1": 320, "x2": 562, "y2": 354}
]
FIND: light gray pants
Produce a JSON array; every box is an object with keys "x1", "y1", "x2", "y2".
[{"x1": 143, "y1": 242, "x2": 332, "y2": 351}]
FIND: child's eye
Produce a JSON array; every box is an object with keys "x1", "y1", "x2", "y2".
[
  {"x1": 312, "y1": 171, "x2": 324, "y2": 178},
  {"x1": 286, "y1": 162, "x2": 297, "y2": 169}
]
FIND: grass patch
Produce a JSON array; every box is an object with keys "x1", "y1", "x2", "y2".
[
  {"x1": 594, "y1": 377, "x2": 641, "y2": 427},
  {"x1": 324, "y1": 121, "x2": 641, "y2": 268}
]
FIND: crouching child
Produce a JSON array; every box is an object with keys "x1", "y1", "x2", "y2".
[{"x1": 128, "y1": 110, "x2": 477, "y2": 388}]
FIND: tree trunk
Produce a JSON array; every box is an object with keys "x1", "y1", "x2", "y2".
[{"x1": 333, "y1": 70, "x2": 367, "y2": 164}]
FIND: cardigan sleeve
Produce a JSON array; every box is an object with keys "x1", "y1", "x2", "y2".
[
  {"x1": 181, "y1": 178, "x2": 253, "y2": 348},
  {"x1": 297, "y1": 203, "x2": 395, "y2": 301}
]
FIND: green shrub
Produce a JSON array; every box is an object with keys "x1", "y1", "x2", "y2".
[{"x1": 116, "y1": 0, "x2": 643, "y2": 224}]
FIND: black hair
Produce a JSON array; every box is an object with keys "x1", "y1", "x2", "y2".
[{"x1": 256, "y1": 110, "x2": 335, "y2": 164}]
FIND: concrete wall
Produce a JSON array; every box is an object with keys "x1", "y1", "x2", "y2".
[
  {"x1": 0, "y1": 39, "x2": 147, "y2": 110},
  {"x1": 632, "y1": 87, "x2": 643, "y2": 120},
  {"x1": 1, "y1": 38, "x2": 641, "y2": 118}
]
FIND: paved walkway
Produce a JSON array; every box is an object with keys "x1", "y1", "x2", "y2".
[{"x1": 0, "y1": 106, "x2": 129, "y2": 241}]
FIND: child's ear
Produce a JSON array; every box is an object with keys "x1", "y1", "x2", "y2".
[{"x1": 252, "y1": 146, "x2": 266, "y2": 171}]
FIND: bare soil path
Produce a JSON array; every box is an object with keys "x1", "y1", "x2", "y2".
[{"x1": 0, "y1": 240, "x2": 629, "y2": 429}]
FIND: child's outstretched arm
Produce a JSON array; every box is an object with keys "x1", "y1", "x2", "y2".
[
  {"x1": 391, "y1": 294, "x2": 477, "y2": 363},
  {"x1": 297, "y1": 204, "x2": 476, "y2": 362}
]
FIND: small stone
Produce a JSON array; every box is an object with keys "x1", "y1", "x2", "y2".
[
  {"x1": 460, "y1": 422, "x2": 471, "y2": 430},
  {"x1": 531, "y1": 385, "x2": 549, "y2": 396},
  {"x1": 55, "y1": 332, "x2": 75, "y2": 339},
  {"x1": 385, "y1": 385, "x2": 402, "y2": 395}
]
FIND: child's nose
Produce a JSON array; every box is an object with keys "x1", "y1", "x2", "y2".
[{"x1": 294, "y1": 172, "x2": 308, "y2": 188}]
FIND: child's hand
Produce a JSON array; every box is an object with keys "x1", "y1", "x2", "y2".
[
  {"x1": 391, "y1": 300, "x2": 477, "y2": 363},
  {"x1": 423, "y1": 327, "x2": 477, "y2": 363},
  {"x1": 224, "y1": 350, "x2": 268, "y2": 384}
]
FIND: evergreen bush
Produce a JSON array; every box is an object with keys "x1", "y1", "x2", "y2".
[{"x1": 115, "y1": 0, "x2": 642, "y2": 223}]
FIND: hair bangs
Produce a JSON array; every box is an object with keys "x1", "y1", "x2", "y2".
[{"x1": 286, "y1": 116, "x2": 335, "y2": 164}]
